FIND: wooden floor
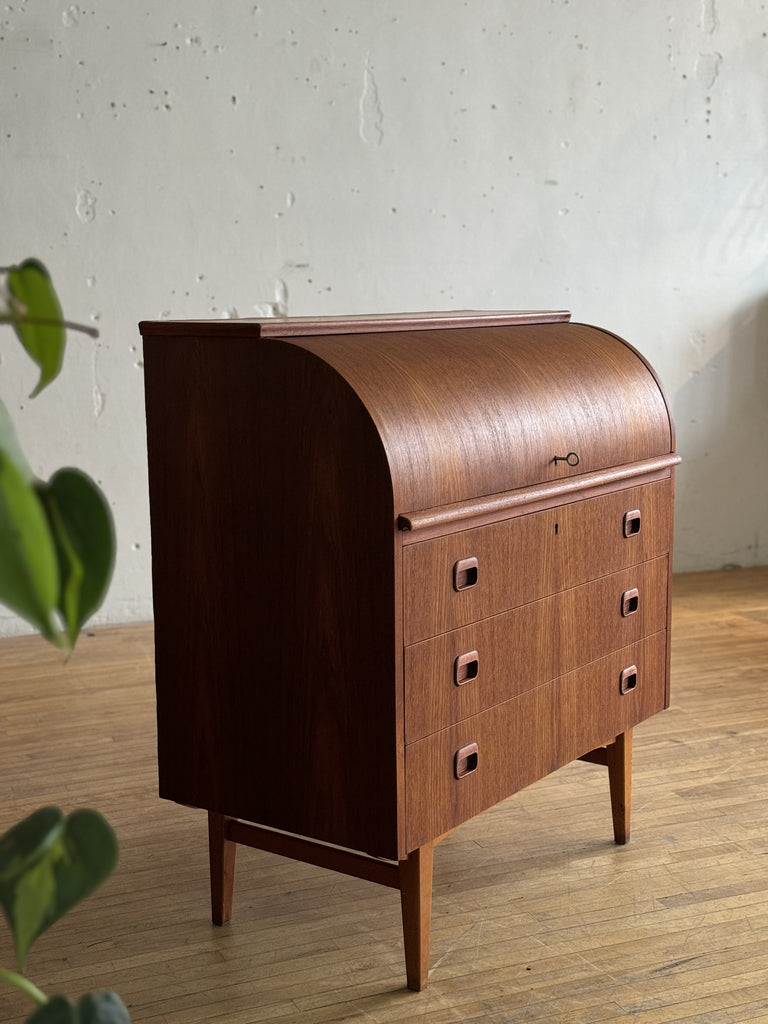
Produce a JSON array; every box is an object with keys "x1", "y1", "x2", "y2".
[{"x1": 1, "y1": 567, "x2": 768, "y2": 1024}]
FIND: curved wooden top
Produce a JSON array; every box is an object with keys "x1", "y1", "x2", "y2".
[
  {"x1": 140, "y1": 312, "x2": 676, "y2": 519},
  {"x1": 287, "y1": 322, "x2": 675, "y2": 515}
]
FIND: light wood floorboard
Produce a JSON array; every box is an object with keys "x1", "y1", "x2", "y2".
[{"x1": 1, "y1": 567, "x2": 767, "y2": 1023}]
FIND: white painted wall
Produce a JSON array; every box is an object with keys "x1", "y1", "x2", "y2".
[{"x1": 2, "y1": 1, "x2": 767, "y2": 635}]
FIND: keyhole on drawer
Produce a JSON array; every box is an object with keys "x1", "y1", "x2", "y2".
[
  {"x1": 453, "y1": 556, "x2": 479, "y2": 592},
  {"x1": 555, "y1": 522, "x2": 559, "y2": 535}
]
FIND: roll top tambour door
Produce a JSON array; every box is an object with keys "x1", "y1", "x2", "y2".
[{"x1": 290, "y1": 321, "x2": 675, "y2": 517}]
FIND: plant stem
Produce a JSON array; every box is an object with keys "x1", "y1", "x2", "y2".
[
  {"x1": 0, "y1": 313, "x2": 99, "y2": 339},
  {"x1": 0, "y1": 968, "x2": 48, "y2": 1006}
]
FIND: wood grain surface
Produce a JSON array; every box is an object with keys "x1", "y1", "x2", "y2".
[
  {"x1": 405, "y1": 556, "x2": 669, "y2": 742},
  {"x1": 290, "y1": 322, "x2": 674, "y2": 513},
  {"x1": 398, "y1": 457, "x2": 679, "y2": 538},
  {"x1": 139, "y1": 309, "x2": 572, "y2": 338},
  {"x1": 405, "y1": 632, "x2": 667, "y2": 849},
  {"x1": 403, "y1": 480, "x2": 673, "y2": 644},
  {"x1": 144, "y1": 333, "x2": 403, "y2": 859},
  {"x1": 141, "y1": 318, "x2": 675, "y2": 515}
]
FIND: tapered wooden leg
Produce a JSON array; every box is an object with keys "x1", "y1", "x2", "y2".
[
  {"x1": 399, "y1": 842, "x2": 434, "y2": 991},
  {"x1": 208, "y1": 811, "x2": 236, "y2": 925},
  {"x1": 606, "y1": 729, "x2": 632, "y2": 845}
]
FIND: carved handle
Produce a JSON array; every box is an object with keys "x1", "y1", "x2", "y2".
[
  {"x1": 453, "y1": 556, "x2": 478, "y2": 592},
  {"x1": 623, "y1": 509, "x2": 641, "y2": 537},
  {"x1": 619, "y1": 665, "x2": 638, "y2": 695},
  {"x1": 454, "y1": 742, "x2": 479, "y2": 779},
  {"x1": 454, "y1": 650, "x2": 479, "y2": 686}
]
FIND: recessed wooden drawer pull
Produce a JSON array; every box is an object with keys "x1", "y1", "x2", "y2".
[
  {"x1": 454, "y1": 742, "x2": 479, "y2": 779},
  {"x1": 621, "y1": 588, "x2": 640, "y2": 617},
  {"x1": 623, "y1": 509, "x2": 642, "y2": 537},
  {"x1": 454, "y1": 650, "x2": 480, "y2": 686},
  {"x1": 453, "y1": 556, "x2": 479, "y2": 592},
  {"x1": 619, "y1": 665, "x2": 638, "y2": 695}
]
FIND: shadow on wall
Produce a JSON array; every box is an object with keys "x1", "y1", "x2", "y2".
[{"x1": 673, "y1": 295, "x2": 768, "y2": 572}]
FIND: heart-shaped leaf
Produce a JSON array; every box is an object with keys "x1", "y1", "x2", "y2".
[
  {"x1": 0, "y1": 808, "x2": 63, "y2": 886},
  {"x1": 25, "y1": 991, "x2": 130, "y2": 1024},
  {"x1": 0, "y1": 808, "x2": 118, "y2": 969},
  {"x1": 7, "y1": 259, "x2": 66, "y2": 397},
  {"x1": 76, "y1": 991, "x2": 131, "y2": 1024},
  {"x1": 37, "y1": 469, "x2": 116, "y2": 649},
  {"x1": 0, "y1": 450, "x2": 62, "y2": 646}
]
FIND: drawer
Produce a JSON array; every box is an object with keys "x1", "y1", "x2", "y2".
[
  {"x1": 403, "y1": 480, "x2": 672, "y2": 643},
  {"x1": 404, "y1": 555, "x2": 668, "y2": 742},
  {"x1": 405, "y1": 631, "x2": 666, "y2": 850}
]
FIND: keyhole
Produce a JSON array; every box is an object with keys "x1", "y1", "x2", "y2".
[{"x1": 555, "y1": 523, "x2": 559, "y2": 535}]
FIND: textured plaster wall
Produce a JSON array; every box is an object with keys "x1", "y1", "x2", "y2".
[{"x1": 1, "y1": 1, "x2": 767, "y2": 635}]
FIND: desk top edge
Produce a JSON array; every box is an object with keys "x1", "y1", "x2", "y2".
[{"x1": 139, "y1": 309, "x2": 572, "y2": 338}]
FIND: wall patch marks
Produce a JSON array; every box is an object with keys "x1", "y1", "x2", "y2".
[
  {"x1": 76, "y1": 189, "x2": 97, "y2": 223},
  {"x1": 696, "y1": 52, "x2": 722, "y2": 90}
]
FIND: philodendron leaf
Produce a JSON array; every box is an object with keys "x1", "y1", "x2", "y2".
[
  {"x1": 0, "y1": 807, "x2": 118, "y2": 970},
  {"x1": 25, "y1": 991, "x2": 131, "y2": 1024},
  {"x1": 0, "y1": 397, "x2": 35, "y2": 482},
  {"x1": 7, "y1": 259, "x2": 66, "y2": 397},
  {"x1": 77, "y1": 991, "x2": 131, "y2": 1024},
  {"x1": 38, "y1": 469, "x2": 116, "y2": 649},
  {"x1": 26, "y1": 995, "x2": 76, "y2": 1024},
  {"x1": 0, "y1": 808, "x2": 64, "y2": 887},
  {"x1": 0, "y1": 450, "x2": 62, "y2": 646}
]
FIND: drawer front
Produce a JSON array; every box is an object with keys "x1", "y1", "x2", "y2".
[
  {"x1": 405, "y1": 631, "x2": 666, "y2": 850},
  {"x1": 404, "y1": 555, "x2": 668, "y2": 742},
  {"x1": 403, "y1": 480, "x2": 672, "y2": 643}
]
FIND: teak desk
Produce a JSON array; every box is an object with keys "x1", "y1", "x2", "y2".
[{"x1": 141, "y1": 310, "x2": 678, "y2": 990}]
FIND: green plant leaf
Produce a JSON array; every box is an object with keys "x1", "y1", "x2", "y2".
[
  {"x1": 0, "y1": 397, "x2": 35, "y2": 482},
  {"x1": 24, "y1": 991, "x2": 131, "y2": 1024},
  {"x1": 77, "y1": 991, "x2": 131, "y2": 1024},
  {"x1": 0, "y1": 450, "x2": 62, "y2": 646},
  {"x1": 0, "y1": 808, "x2": 63, "y2": 886},
  {"x1": 38, "y1": 469, "x2": 116, "y2": 648},
  {"x1": 0, "y1": 808, "x2": 118, "y2": 970},
  {"x1": 7, "y1": 260, "x2": 66, "y2": 397},
  {"x1": 26, "y1": 995, "x2": 75, "y2": 1024}
]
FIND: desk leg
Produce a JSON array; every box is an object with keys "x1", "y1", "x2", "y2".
[
  {"x1": 208, "y1": 811, "x2": 236, "y2": 925},
  {"x1": 399, "y1": 841, "x2": 434, "y2": 991},
  {"x1": 606, "y1": 729, "x2": 632, "y2": 845}
]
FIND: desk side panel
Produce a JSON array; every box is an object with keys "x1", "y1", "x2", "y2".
[{"x1": 143, "y1": 331, "x2": 400, "y2": 859}]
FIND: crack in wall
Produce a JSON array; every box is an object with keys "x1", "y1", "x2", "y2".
[
  {"x1": 359, "y1": 53, "x2": 383, "y2": 146},
  {"x1": 700, "y1": 0, "x2": 718, "y2": 34},
  {"x1": 92, "y1": 346, "x2": 105, "y2": 418}
]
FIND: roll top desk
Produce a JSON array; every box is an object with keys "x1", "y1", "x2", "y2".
[{"x1": 141, "y1": 310, "x2": 678, "y2": 990}]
